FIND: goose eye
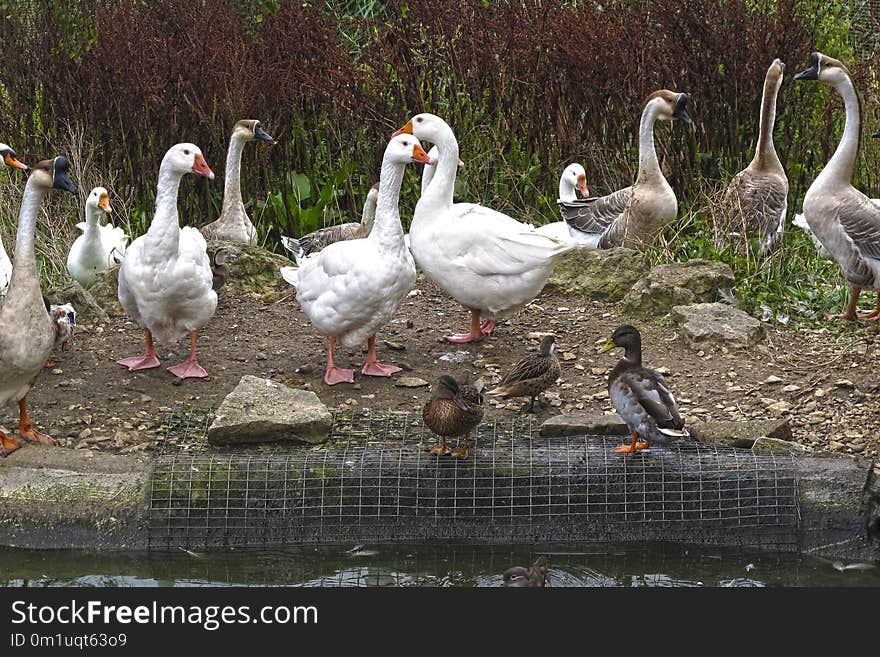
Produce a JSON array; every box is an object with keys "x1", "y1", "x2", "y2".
[
  {"x1": 416, "y1": 117, "x2": 423, "y2": 123},
  {"x1": 184, "y1": 149, "x2": 191, "y2": 155}
]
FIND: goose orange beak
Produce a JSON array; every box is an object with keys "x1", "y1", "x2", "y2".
[
  {"x1": 412, "y1": 144, "x2": 433, "y2": 165},
  {"x1": 98, "y1": 192, "x2": 112, "y2": 213},
  {"x1": 4, "y1": 152, "x2": 27, "y2": 171},
  {"x1": 577, "y1": 174, "x2": 590, "y2": 197},
  {"x1": 392, "y1": 120, "x2": 414, "y2": 137},
  {"x1": 192, "y1": 153, "x2": 215, "y2": 179}
]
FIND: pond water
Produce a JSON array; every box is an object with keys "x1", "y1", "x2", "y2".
[{"x1": 2, "y1": 542, "x2": 879, "y2": 587}]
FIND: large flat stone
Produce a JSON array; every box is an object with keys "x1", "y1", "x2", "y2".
[
  {"x1": 208, "y1": 375, "x2": 331, "y2": 445},
  {"x1": 546, "y1": 247, "x2": 647, "y2": 302},
  {"x1": 688, "y1": 418, "x2": 793, "y2": 449},
  {"x1": 540, "y1": 412, "x2": 629, "y2": 437},
  {"x1": 622, "y1": 259, "x2": 735, "y2": 316},
  {"x1": 671, "y1": 302, "x2": 765, "y2": 348}
]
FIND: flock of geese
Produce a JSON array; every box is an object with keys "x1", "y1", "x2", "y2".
[{"x1": 0, "y1": 52, "x2": 878, "y2": 461}]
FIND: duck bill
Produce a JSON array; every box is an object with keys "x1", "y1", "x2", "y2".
[
  {"x1": 597, "y1": 339, "x2": 616, "y2": 354},
  {"x1": 192, "y1": 153, "x2": 215, "y2": 179},
  {"x1": 392, "y1": 120, "x2": 414, "y2": 138},
  {"x1": 577, "y1": 174, "x2": 590, "y2": 197},
  {"x1": 412, "y1": 144, "x2": 433, "y2": 165},
  {"x1": 794, "y1": 53, "x2": 820, "y2": 81},
  {"x1": 254, "y1": 124, "x2": 276, "y2": 143},
  {"x1": 4, "y1": 152, "x2": 28, "y2": 171},
  {"x1": 98, "y1": 192, "x2": 112, "y2": 213}
]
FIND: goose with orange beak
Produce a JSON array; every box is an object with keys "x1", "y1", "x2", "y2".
[
  {"x1": 117, "y1": 143, "x2": 218, "y2": 379},
  {"x1": 1, "y1": 143, "x2": 28, "y2": 295},
  {"x1": 280, "y1": 134, "x2": 430, "y2": 385},
  {"x1": 67, "y1": 186, "x2": 128, "y2": 288}
]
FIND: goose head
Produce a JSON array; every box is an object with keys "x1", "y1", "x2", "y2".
[
  {"x1": 644, "y1": 90, "x2": 692, "y2": 124},
  {"x1": 873, "y1": 130, "x2": 879, "y2": 139},
  {"x1": 86, "y1": 186, "x2": 112, "y2": 215},
  {"x1": 392, "y1": 112, "x2": 455, "y2": 145},
  {"x1": 794, "y1": 52, "x2": 850, "y2": 87},
  {"x1": 385, "y1": 133, "x2": 433, "y2": 166},
  {"x1": 28, "y1": 156, "x2": 78, "y2": 194},
  {"x1": 366, "y1": 183, "x2": 380, "y2": 204},
  {"x1": 162, "y1": 143, "x2": 215, "y2": 180},
  {"x1": 767, "y1": 58, "x2": 785, "y2": 88},
  {"x1": 559, "y1": 163, "x2": 590, "y2": 200},
  {"x1": 0, "y1": 143, "x2": 28, "y2": 171},
  {"x1": 233, "y1": 119, "x2": 276, "y2": 144}
]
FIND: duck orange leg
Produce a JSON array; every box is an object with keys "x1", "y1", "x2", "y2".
[
  {"x1": 361, "y1": 335, "x2": 402, "y2": 377},
  {"x1": 117, "y1": 328, "x2": 161, "y2": 371},
  {"x1": 429, "y1": 436, "x2": 452, "y2": 456},
  {"x1": 451, "y1": 435, "x2": 471, "y2": 459},
  {"x1": 444, "y1": 309, "x2": 485, "y2": 343},
  {"x1": 614, "y1": 433, "x2": 650, "y2": 454},
  {"x1": 827, "y1": 286, "x2": 861, "y2": 320},
  {"x1": 0, "y1": 429, "x2": 23, "y2": 457},
  {"x1": 857, "y1": 293, "x2": 880, "y2": 320},
  {"x1": 167, "y1": 331, "x2": 208, "y2": 379},
  {"x1": 18, "y1": 398, "x2": 54, "y2": 445},
  {"x1": 324, "y1": 337, "x2": 354, "y2": 385}
]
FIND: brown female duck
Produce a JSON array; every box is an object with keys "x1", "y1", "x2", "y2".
[
  {"x1": 502, "y1": 556, "x2": 551, "y2": 587},
  {"x1": 487, "y1": 335, "x2": 560, "y2": 412},
  {"x1": 423, "y1": 375, "x2": 484, "y2": 459}
]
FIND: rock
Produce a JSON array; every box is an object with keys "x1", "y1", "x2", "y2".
[
  {"x1": 763, "y1": 375, "x2": 783, "y2": 385},
  {"x1": 766, "y1": 400, "x2": 793, "y2": 415},
  {"x1": 622, "y1": 259, "x2": 735, "y2": 316},
  {"x1": 206, "y1": 240, "x2": 295, "y2": 298},
  {"x1": 546, "y1": 247, "x2": 647, "y2": 302},
  {"x1": 752, "y1": 437, "x2": 807, "y2": 454},
  {"x1": 207, "y1": 375, "x2": 331, "y2": 445},
  {"x1": 45, "y1": 279, "x2": 112, "y2": 323},
  {"x1": 540, "y1": 412, "x2": 629, "y2": 437},
  {"x1": 394, "y1": 376, "x2": 430, "y2": 388},
  {"x1": 689, "y1": 418, "x2": 793, "y2": 449},
  {"x1": 671, "y1": 302, "x2": 765, "y2": 348}
]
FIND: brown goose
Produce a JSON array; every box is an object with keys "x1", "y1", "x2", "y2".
[
  {"x1": 502, "y1": 556, "x2": 551, "y2": 587},
  {"x1": 598, "y1": 325, "x2": 688, "y2": 454},
  {"x1": 719, "y1": 59, "x2": 789, "y2": 254},
  {"x1": 487, "y1": 335, "x2": 560, "y2": 412},
  {"x1": 422, "y1": 375, "x2": 484, "y2": 459},
  {"x1": 795, "y1": 53, "x2": 880, "y2": 320}
]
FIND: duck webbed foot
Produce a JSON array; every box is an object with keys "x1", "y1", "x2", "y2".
[
  {"x1": 451, "y1": 436, "x2": 471, "y2": 459},
  {"x1": 429, "y1": 437, "x2": 452, "y2": 456},
  {"x1": 613, "y1": 433, "x2": 650, "y2": 454}
]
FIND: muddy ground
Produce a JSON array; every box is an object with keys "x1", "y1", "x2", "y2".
[{"x1": 5, "y1": 275, "x2": 879, "y2": 459}]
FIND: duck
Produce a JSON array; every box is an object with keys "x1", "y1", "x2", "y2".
[
  {"x1": 41, "y1": 295, "x2": 76, "y2": 367},
  {"x1": 794, "y1": 53, "x2": 880, "y2": 320},
  {"x1": 281, "y1": 183, "x2": 379, "y2": 265},
  {"x1": 719, "y1": 59, "x2": 789, "y2": 254},
  {"x1": 487, "y1": 334, "x2": 561, "y2": 412},
  {"x1": 502, "y1": 556, "x2": 551, "y2": 587},
  {"x1": 117, "y1": 143, "x2": 217, "y2": 379},
  {"x1": 422, "y1": 374, "x2": 484, "y2": 459},
  {"x1": 532, "y1": 163, "x2": 600, "y2": 243},
  {"x1": 557, "y1": 91, "x2": 691, "y2": 249},
  {"x1": 200, "y1": 120, "x2": 274, "y2": 245},
  {"x1": 394, "y1": 113, "x2": 579, "y2": 343},
  {"x1": 279, "y1": 134, "x2": 430, "y2": 385},
  {"x1": 66, "y1": 186, "x2": 127, "y2": 288},
  {"x1": 598, "y1": 325, "x2": 688, "y2": 454},
  {"x1": 210, "y1": 247, "x2": 238, "y2": 291},
  {"x1": 0, "y1": 156, "x2": 78, "y2": 457},
  {"x1": 0, "y1": 143, "x2": 29, "y2": 295}
]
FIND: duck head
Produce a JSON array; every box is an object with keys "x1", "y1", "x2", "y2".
[
  {"x1": 163, "y1": 143, "x2": 215, "y2": 180},
  {"x1": 86, "y1": 186, "x2": 112, "y2": 214},
  {"x1": 539, "y1": 334, "x2": 557, "y2": 357},
  {"x1": 213, "y1": 248, "x2": 237, "y2": 267},
  {"x1": 794, "y1": 52, "x2": 851, "y2": 87},
  {"x1": 234, "y1": 119, "x2": 276, "y2": 145},
  {"x1": 28, "y1": 156, "x2": 78, "y2": 194},
  {"x1": 0, "y1": 143, "x2": 28, "y2": 172},
  {"x1": 645, "y1": 90, "x2": 692, "y2": 125},
  {"x1": 385, "y1": 133, "x2": 433, "y2": 165},
  {"x1": 560, "y1": 163, "x2": 590, "y2": 200},
  {"x1": 598, "y1": 324, "x2": 642, "y2": 361}
]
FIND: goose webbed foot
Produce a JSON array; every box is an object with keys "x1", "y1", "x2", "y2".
[
  {"x1": 444, "y1": 309, "x2": 488, "y2": 343},
  {"x1": 361, "y1": 335, "x2": 402, "y2": 377},
  {"x1": 0, "y1": 431, "x2": 24, "y2": 457},
  {"x1": 119, "y1": 328, "x2": 161, "y2": 371},
  {"x1": 324, "y1": 366, "x2": 355, "y2": 385},
  {"x1": 17, "y1": 399, "x2": 54, "y2": 446},
  {"x1": 827, "y1": 286, "x2": 861, "y2": 321},
  {"x1": 166, "y1": 331, "x2": 208, "y2": 379},
  {"x1": 480, "y1": 320, "x2": 497, "y2": 336}
]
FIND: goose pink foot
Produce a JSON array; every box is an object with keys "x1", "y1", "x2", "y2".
[
  {"x1": 167, "y1": 359, "x2": 208, "y2": 379},
  {"x1": 324, "y1": 366, "x2": 355, "y2": 385},
  {"x1": 480, "y1": 320, "x2": 497, "y2": 335},
  {"x1": 117, "y1": 355, "x2": 161, "y2": 371},
  {"x1": 443, "y1": 331, "x2": 484, "y2": 343},
  {"x1": 444, "y1": 309, "x2": 488, "y2": 343},
  {"x1": 362, "y1": 361, "x2": 402, "y2": 377}
]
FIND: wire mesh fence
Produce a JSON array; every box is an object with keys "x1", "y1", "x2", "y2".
[{"x1": 148, "y1": 411, "x2": 800, "y2": 551}]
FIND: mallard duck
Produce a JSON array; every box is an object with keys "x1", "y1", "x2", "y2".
[
  {"x1": 502, "y1": 556, "x2": 551, "y2": 587},
  {"x1": 422, "y1": 374, "x2": 484, "y2": 459},
  {"x1": 0, "y1": 143, "x2": 29, "y2": 295},
  {"x1": 211, "y1": 247, "x2": 237, "y2": 291},
  {"x1": 0, "y1": 156, "x2": 78, "y2": 457},
  {"x1": 67, "y1": 186, "x2": 127, "y2": 288},
  {"x1": 598, "y1": 325, "x2": 688, "y2": 453},
  {"x1": 558, "y1": 91, "x2": 691, "y2": 249},
  {"x1": 794, "y1": 53, "x2": 880, "y2": 320},
  {"x1": 200, "y1": 120, "x2": 274, "y2": 245},
  {"x1": 487, "y1": 334, "x2": 560, "y2": 412},
  {"x1": 117, "y1": 144, "x2": 217, "y2": 379},
  {"x1": 719, "y1": 59, "x2": 788, "y2": 254},
  {"x1": 281, "y1": 183, "x2": 380, "y2": 265},
  {"x1": 394, "y1": 113, "x2": 578, "y2": 343},
  {"x1": 279, "y1": 135, "x2": 428, "y2": 385}
]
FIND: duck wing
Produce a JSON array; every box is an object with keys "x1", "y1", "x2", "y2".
[
  {"x1": 617, "y1": 367, "x2": 684, "y2": 430},
  {"x1": 559, "y1": 186, "x2": 631, "y2": 234},
  {"x1": 497, "y1": 353, "x2": 553, "y2": 386}
]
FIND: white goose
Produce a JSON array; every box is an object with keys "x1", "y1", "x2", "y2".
[
  {"x1": 720, "y1": 59, "x2": 789, "y2": 254},
  {"x1": 0, "y1": 143, "x2": 29, "y2": 295},
  {"x1": 533, "y1": 163, "x2": 599, "y2": 243},
  {"x1": 279, "y1": 134, "x2": 430, "y2": 385},
  {"x1": 0, "y1": 156, "x2": 78, "y2": 456},
  {"x1": 393, "y1": 113, "x2": 578, "y2": 343},
  {"x1": 558, "y1": 91, "x2": 691, "y2": 249},
  {"x1": 117, "y1": 144, "x2": 218, "y2": 378},
  {"x1": 795, "y1": 53, "x2": 880, "y2": 320},
  {"x1": 66, "y1": 187, "x2": 128, "y2": 288},
  {"x1": 200, "y1": 120, "x2": 274, "y2": 245}
]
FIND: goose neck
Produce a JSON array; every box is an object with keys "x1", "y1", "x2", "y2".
[
  {"x1": 83, "y1": 204, "x2": 102, "y2": 235},
  {"x1": 636, "y1": 102, "x2": 662, "y2": 183},
  {"x1": 222, "y1": 134, "x2": 245, "y2": 212},
  {"x1": 558, "y1": 178, "x2": 576, "y2": 203},
  {"x1": 8, "y1": 176, "x2": 47, "y2": 291},
  {"x1": 148, "y1": 164, "x2": 185, "y2": 246},
  {"x1": 754, "y1": 75, "x2": 782, "y2": 171},
  {"x1": 369, "y1": 158, "x2": 406, "y2": 246},
  {"x1": 822, "y1": 75, "x2": 861, "y2": 186},
  {"x1": 417, "y1": 129, "x2": 459, "y2": 212}
]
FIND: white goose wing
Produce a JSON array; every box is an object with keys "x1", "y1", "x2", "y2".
[{"x1": 98, "y1": 223, "x2": 129, "y2": 264}]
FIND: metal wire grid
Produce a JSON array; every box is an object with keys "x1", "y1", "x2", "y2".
[
  {"x1": 852, "y1": 0, "x2": 880, "y2": 57},
  {"x1": 148, "y1": 411, "x2": 800, "y2": 550}
]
